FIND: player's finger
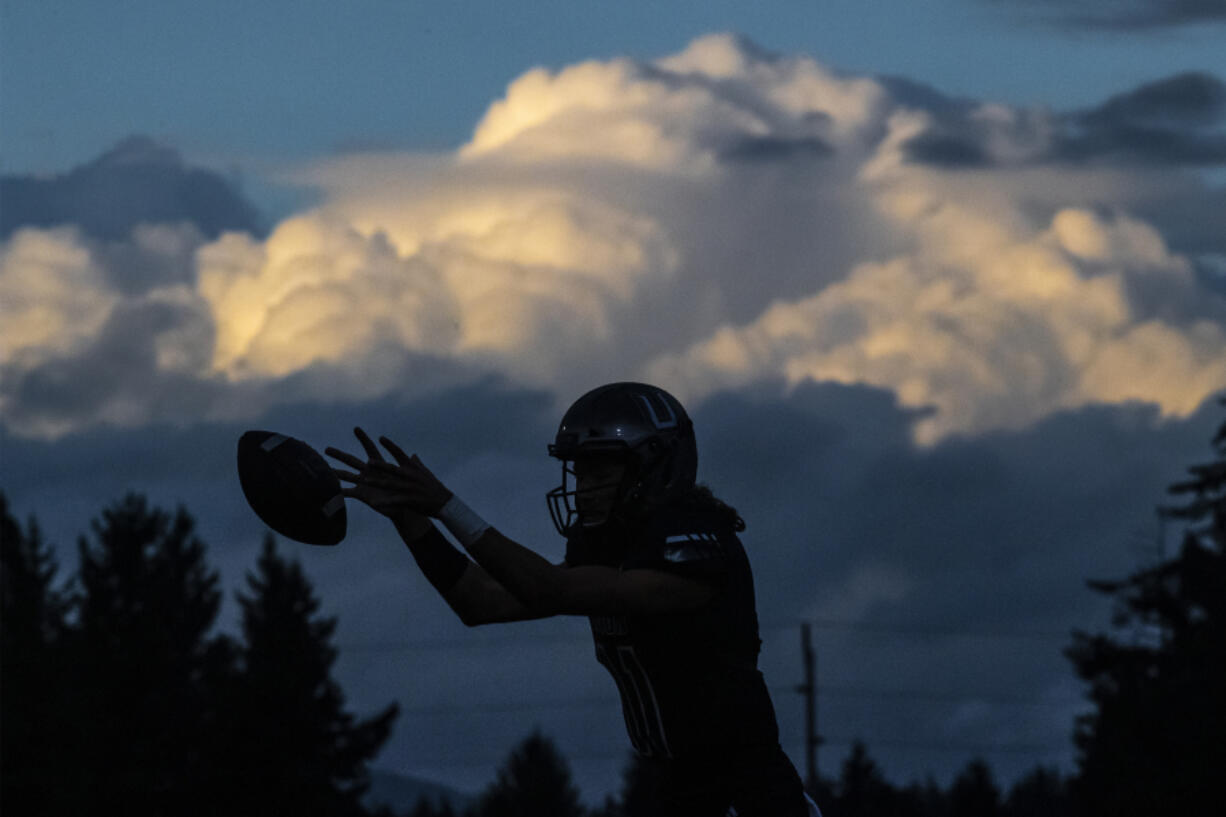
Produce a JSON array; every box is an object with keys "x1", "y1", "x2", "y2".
[
  {"x1": 332, "y1": 468, "x2": 361, "y2": 484},
  {"x1": 379, "y1": 436, "x2": 413, "y2": 467},
  {"x1": 324, "y1": 447, "x2": 365, "y2": 470},
  {"x1": 353, "y1": 427, "x2": 386, "y2": 462}
]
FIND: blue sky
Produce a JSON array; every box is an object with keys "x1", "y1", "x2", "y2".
[
  {"x1": 4, "y1": 0, "x2": 1224, "y2": 174},
  {"x1": 3, "y1": 0, "x2": 1225, "y2": 807}
]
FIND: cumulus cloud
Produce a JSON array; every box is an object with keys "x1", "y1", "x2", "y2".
[
  {"x1": 0, "y1": 227, "x2": 118, "y2": 370},
  {"x1": 2, "y1": 34, "x2": 1224, "y2": 443},
  {"x1": 459, "y1": 34, "x2": 882, "y2": 172},
  {"x1": 648, "y1": 202, "x2": 1226, "y2": 443},
  {"x1": 195, "y1": 214, "x2": 457, "y2": 380}
]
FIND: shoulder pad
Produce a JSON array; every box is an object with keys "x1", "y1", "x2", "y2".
[
  {"x1": 660, "y1": 531, "x2": 724, "y2": 566},
  {"x1": 626, "y1": 506, "x2": 732, "y2": 579}
]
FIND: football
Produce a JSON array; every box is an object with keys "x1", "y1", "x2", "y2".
[{"x1": 237, "y1": 430, "x2": 347, "y2": 545}]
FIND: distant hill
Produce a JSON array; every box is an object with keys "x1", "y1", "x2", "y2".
[{"x1": 364, "y1": 769, "x2": 475, "y2": 813}]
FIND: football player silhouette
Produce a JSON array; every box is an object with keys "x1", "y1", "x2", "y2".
[{"x1": 327, "y1": 382, "x2": 821, "y2": 817}]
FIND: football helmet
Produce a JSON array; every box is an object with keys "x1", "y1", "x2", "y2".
[{"x1": 547, "y1": 382, "x2": 697, "y2": 535}]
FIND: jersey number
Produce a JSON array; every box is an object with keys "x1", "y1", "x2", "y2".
[{"x1": 596, "y1": 643, "x2": 672, "y2": 757}]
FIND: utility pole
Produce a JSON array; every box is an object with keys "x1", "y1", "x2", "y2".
[{"x1": 795, "y1": 621, "x2": 821, "y2": 793}]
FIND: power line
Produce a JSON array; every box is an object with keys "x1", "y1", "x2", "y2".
[
  {"x1": 387, "y1": 684, "x2": 1079, "y2": 719},
  {"x1": 388, "y1": 735, "x2": 1070, "y2": 771},
  {"x1": 800, "y1": 618, "x2": 1070, "y2": 641},
  {"x1": 816, "y1": 737, "x2": 1068, "y2": 755},
  {"x1": 338, "y1": 617, "x2": 1071, "y2": 654},
  {"x1": 810, "y1": 684, "x2": 1082, "y2": 707},
  {"x1": 392, "y1": 694, "x2": 620, "y2": 716}
]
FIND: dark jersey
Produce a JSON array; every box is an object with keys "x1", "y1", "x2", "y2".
[{"x1": 564, "y1": 502, "x2": 781, "y2": 761}]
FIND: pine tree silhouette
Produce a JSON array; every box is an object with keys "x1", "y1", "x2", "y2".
[
  {"x1": 948, "y1": 758, "x2": 1000, "y2": 817},
  {"x1": 835, "y1": 741, "x2": 897, "y2": 817},
  {"x1": 474, "y1": 730, "x2": 585, "y2": 817},
  {"x1": 895, "y1": 776, "x2": 947, "y2": 817},
  {"x1": 408, "y1": 796, "x2": 438, "y2": 817},
  {"x1": 1003, "y1": 766, "x2": 1071, "y2": 817},
  {"x1": 1066, "y1": 402, "x2": 1226, "y2": 817},
  {"x1": 2, "y1": 494, "x2": 405, "y2": 816},
  {"x1": 1, "y1": 492, "x2": 71, "y2": 808},
  {"x1": 408, "y1": 796, "x2": 460, "y2": 817},
  {"x1": 69, "y1": 493, "x2": 228, "y2": 814},
  {"x1": 222, "y1": 533, "x2": 398, "y2": 817}
]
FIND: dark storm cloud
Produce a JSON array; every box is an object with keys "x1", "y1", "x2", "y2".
[
  {"x1": 1085, "y1": 71, "x2": 1226, "y2": 129},
  {"x1": 0, "y1": 339, "x2": 494, "y2": 445},
  {"x1": 0, "y1": 377, "x2": 562, "y2": 681},
  {"x1": 987, "y1": 0, "x2": 1226, "y2": 30},
  {"x1": 900, "y1": 71, "x2": 1226, "y2": 169},
  {"x1": 1062, "y1": 72, "x2": 1226, "y2": 166},
  {"x1": 0, "y1": 136, "x2": 265, "y2": 241},
  {"x1": 0, "y1": 378, "x2": 568, "y2": 794},
  {"x1": 718, "y1": 135, "x2": 833, "y2": 163},
  {"x1": 0, "y1": 377, "x2": 557, "y2": 553},
  {"x1": 91, "y1": 222, "x2": 207, "y2": 295},
  {"x1": 903, "y1": 135, "x2": 988, "y2": 167},
  {"x1": 876, "y1": 75, "x2": 977, "y2": 116},
  {"x1": 2, "y1": 378, "x2": 1220, "y2": 793},
  {"x1": 695, "y1": 382, "x2": 1217, "y2": 631},
  {"x1": 693, "y1": 382, "x2": 1221, "y2": 782}
]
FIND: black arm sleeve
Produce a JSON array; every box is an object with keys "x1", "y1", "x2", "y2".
[{"x1": 404, "y1": 524, "x2": 470, "y2": 594}]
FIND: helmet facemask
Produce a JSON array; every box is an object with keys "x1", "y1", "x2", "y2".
[{"x1": 547, "y1": 453, "x2": 637, "y2": 536}]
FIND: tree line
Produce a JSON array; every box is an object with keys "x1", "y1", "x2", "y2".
[
  {"x1": 2, "y1": 404, "x2": 1221, "y2": 815},
  {"x1": 1, "y1": 493, "x2": 395, "y2": 816}
]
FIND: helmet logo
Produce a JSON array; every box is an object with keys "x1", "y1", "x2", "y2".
[{"x1": 636, "y1": 393, "x2": 677, "y2": 430}]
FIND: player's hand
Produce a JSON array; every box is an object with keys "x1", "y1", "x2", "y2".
[{"x1": 325, "y1": 428, "x2": 453, "y2": 522}]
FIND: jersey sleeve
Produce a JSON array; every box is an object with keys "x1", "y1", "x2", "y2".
[{"x1": 624, "y1": 512, "x2": 732, "y2": 584}]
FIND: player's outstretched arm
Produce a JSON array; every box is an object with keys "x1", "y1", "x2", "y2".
[
  {"x1": 465, "y1": 527, "x2": 716, "y2": 617},
  {"x1": 392, "y1": 511, "x2": 556, "y2": 625},
  {"x1": 327, "y1": 428, "x2": 550, "y2": 626},
  {"x1": 328, "y1": 427, "x2": 716, "y2": 619},
  {"x1": 372, "y1": 450, "x2": 719, "y2": 617}
]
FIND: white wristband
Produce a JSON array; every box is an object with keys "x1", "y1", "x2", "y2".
[{"x1": 437, "y1": 494, "x2": 491, "y2": 547}]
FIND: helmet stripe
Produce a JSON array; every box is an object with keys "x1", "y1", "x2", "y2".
[{"x1": 636, "y1": 392, "x2": 677, "y2": 430}]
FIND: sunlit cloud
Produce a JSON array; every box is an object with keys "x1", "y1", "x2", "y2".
[
  {"x1": 196, "y1": 213, "x2": 459, "y2": 379},
  {"x1": 2, "y1": 33, "x2": 1223, "y2": 441},
  {"x1": 647, "y1": 200, "x2": 1225, "y2": 444},
  {"x1": 460, "y1": 34, "x2": 887, "y2": 172},
  {"x1": 0, "y1": 227, "x2": 116, "y2": 369}
]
